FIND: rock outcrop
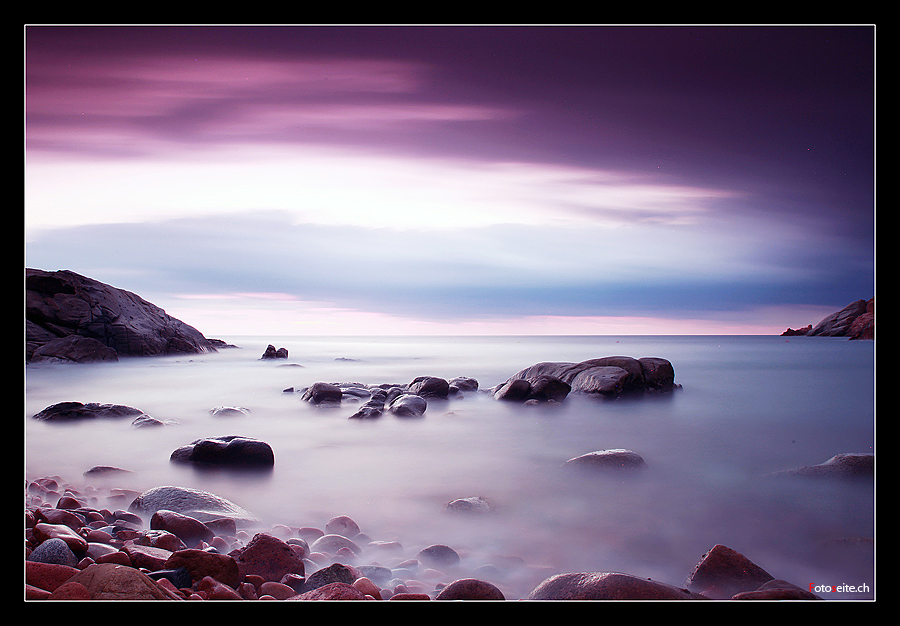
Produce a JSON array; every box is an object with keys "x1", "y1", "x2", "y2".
[
  {"x1": 781, "y1": 297, "x2": 874, "y2": 339},
  {"x1": 493, "y1": 356, "x2": 678, "y2": 402},
  {"x1": 26, "y1": 268, "x2": 217, "y2": 362}
]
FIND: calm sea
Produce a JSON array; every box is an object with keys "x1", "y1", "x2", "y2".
[{"x1": 25, "y1": 335, "x2": 875, "y2": 599}]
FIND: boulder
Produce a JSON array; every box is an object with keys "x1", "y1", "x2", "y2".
[
  {"x1": 301, "y1": 382, "x2": 343, "y2": 405},
  {"x1": 63, "y1": 563, "x2": 181, "y2": 600},
  {"x1": 445, "y1": 496, "x2": 493, "y2": 514},
  {"x1": 150, "y1": 510, "x2": 214, "y2": 548},
  {"x1": 499, "y1": 356, "x2": 677, "y2": 400},
  {"x1": 435, "y1": 578, "x2": 505, "y2": 600},
  {"x1": 298, "y1": 563, "x2": 358, "y2": 594},
  {"x1": 230, "y1": 533, "x2": 306, "y2": 582},
  {"x1": 261, "y1": 344, "x2": 289, "y2": 359},
  {"x1": 291, "y1": 581, "x2": 368, "y2": 600},
  {"x1": 27, "y1": 537, "x2": 79, "y2": 567},
  {"x1": 129, "y1": 485, "x2": 261, "y2": 526},
  {"x1": 449, "y1": 376, "x2": 479, "y2": 393},
  {"x1": 164, "y1": 548, "x2": 241, "y2": 588},
  {"x1": 770, "y1": 453, "x2": 874, "y2": 480},
  {"x1": 416, "y1": 544, "x2": 460, "y2": 568},
  {"x1": 169, "y1": 435, "x2": 275, "y2": 468},
  {"x1": 388, "y1": 393, "x2": 427, "y2": 417},
  {"x1": 26, "y1": 268, "x2": 217, "y2": 362},
  {"x1": 684, "y1": 544, "x2": 774, "y2": 599},
  {"x1": 31, "y1": 401, "x2": 146, "y2": 422},
  {"x1": 563, "y1": 449, "x2": 648, "y2": 472},
  {"x1": 527, "y1": 571, "x2": 708, "y2": 600},
  {"x1": 408, "y1": 376, "x2": 451, "y2": 399}
]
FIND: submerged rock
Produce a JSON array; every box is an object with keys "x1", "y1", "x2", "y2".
[
  {"x1": 563, "y1": 449, "x2": 648, "y2": 472},
  {"x1": 528, "y1": 571, "x2": 708, "y2": 600},
  {"x1": 684, "y1": 544, "x2": 774, "y2": 599},
  {"x1": 129, "y1": 485, "x2": 261, "y2": 526},
  {"x1": 31, "y1": 401, "x2": 146, "y2": 422},
  {"x1": 261, "y1": 344, "x2": 289, "y2": 359},
  {"x1": 170, "y1": 435, "x2": 275, "y2": 468},
  {"x1": 770, "y1": 453, "x2": 874, "y2": 479}
]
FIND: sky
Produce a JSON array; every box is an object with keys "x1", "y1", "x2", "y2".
[{"x1": 24, "y1": 25, "x2": 876, "y2": 336}]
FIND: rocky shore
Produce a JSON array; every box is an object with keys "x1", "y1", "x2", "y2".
[
  {"x1": 26, "y1": 461, "x2": 871, "y2": 601},
  {"x1": 781, "y1": 297, "x2": 874, "y2": 339}
]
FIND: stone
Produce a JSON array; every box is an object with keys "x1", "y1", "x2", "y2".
[
  {"x1": 300, "y1": 563, "x2": 357, "y2": 593},
  {"x1": 47, "y1": 581, "x2": 92, "y2": 600},
  {"x1": 231, "y1": 533, "x2": 306, "y2": 582},
  {"x1": 196, "y1": 575, "x2": 242, "y2": 599},
  {"x1": 31, "y1": 401, "x2": 145, "y2": 422},
  {"x1": 732, "y1": 579, "x2": 822, "y2": 600},
  {"x1": 388, "y1": 393, "x2": 427, "y2": 417},
  {"x1": 146, "y1": 567, "x2": 193, "y2": 590},
  {"x1": 121, "y1": 544, "x2": 173, "y2": 571},
  {"x1": 684, "y1": 544, "x2": 774, "y2": 599},
  {"x1": 28, "y1": 537, "x2": 79, "y2": 567},
  {"x1": 291, "y1": 581, "x2": 368, "y2": 600},
  {"x1": 259, "y1": 581, "x2": 298, "y2": 600},
  {"x1": 26, "y1": 268, "x2": 217, "y2": 362},
  {"x1": 208, "y1": 406, "x2": 251, "y2": 417},
  {"x1": 408, "y1": 376, "x2": 450, "y2": 399},
  {"x1": 528, "y1": 572, "x2": 708, "y2": 600},
  {"x1": 324, "y1": 515, "x2": 360, "y2": 538},
  {"x1": 164, "y1": 548, "x2": 241, "y2": 588},
  {"x1": 445, "y1": 496, "x2": 492, "y2": 514},
  {"x1": 150, "y1": 510, "x2": 214, "y2": 547},
  {"x1": 770, "y1": 453, "x2": 874, "y2": 479},
  {"x1": 169, "y1": 435, "x2": 275, "y2": 468},
  {"x1": 416, "y1": 544, "x2": 460, "y2": 568},
  {"x1": 563, "y1": 449, "x2": 648, "y2": 472},
  {"x1": 435, "y1": 578, "x2": 505, "y2": 600},
  {"x1": 449, "y1": 376, "x2": 479, "y2": 393},
  {"x1": 64, "y1": 563, "x2": 181, "y2": 600},
  {"x1": 808, "y1": 298, "x2": 871, "y2": 337},
  {"x1": 301, "y1": 382, "x2": 343, "y2": 404},
  {"x1": 32, "y1": 523, "x2": 88, "y2": 554},
  {"x1": 26, "y1": 560, "x2": 80, "y2": 592},
  {"x1": 261, "y1": 344, "x2": 289, "y2": 359},
  {"x1": 30, "y1": 335, "x2": 119, "y2": 363},
  {"x1": 310, "y1": 534, "x2": 362, "y2": 556},
  {"x1": 129, "y1": 485, "x2": 261, "y2": 526}
]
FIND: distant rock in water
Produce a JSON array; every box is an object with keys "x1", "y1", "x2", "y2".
[
  {"x1": 31, "y1": 401, "x2": 146, "y2": 422},
  {"x1": 261, "y1": 344, "x2": 289, "y2": 359},
  {"x1": 26, "y1": 268, "x2": 217, "y2": 362},
  {"x1": 781, "y1": 297, "x2": 874, "y2": 339},
  {"x1": 493, "y1": 356, "x2": 678, "y2": 401},
  {"x1": 770, "y1": 453, "x2": 874, "y2": 480}
]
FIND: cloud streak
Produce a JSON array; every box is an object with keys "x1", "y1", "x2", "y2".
[{"x1": 24, "y1": 26, "x2": 875, "y2": 335}]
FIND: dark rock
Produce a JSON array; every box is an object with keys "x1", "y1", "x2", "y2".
[
  {"x1": 26, "y1": 268, "x2": 217, "y2": 362},
  {"x1": 83, "y1": 465, "x2": 132, "y2": 476},
  {"x1": 408, "y1": 376, "x2": 450, "y2": 399},
  {"x1": 261, "y1": 344, "x2": 289, "y2": 359},
  {"x1": 27, "y1": 537, "x2": 79, "y2": 567},
  {"x1": 146, "y1": 567, "x2": 193, "y2": 590},
  {"x1": 684, "y1": 544, "x2": 774, "y2": 599},
  {"x1": 129, "y1": 485, "x2": 261, "y2": 526},
  {"x1": 416, "y1": 544, "x2": 460, "y2": 568},
  {"x1": 732, "y1": 579, "x2": 822, "y2": 600},
  {"x1": 208, "y1": 406, "x2": 251, "y2": 417},
  {"x1": 170, "y1": 435, "x2": 275, "y2": 468},
  {"x1": 291, "y1": 581, "x2": 367, "y2": 600},
  {"x1": 231, "y1": 533, "x2": 306, "y2": 583},
  {"x1": 164, "y1": 548, "x2": 241, "y2": 588},
  {"x1": 131, "y1": 415, "x2": 166, "y2": 428},
  {"x1": 299, "y1": 563, "x2": 357, "y2": 593},
  {"x1": 348, "y1": 389, "x2": 386, "y2": 419},
  {"x1": 435, "y1": 578, "x2": 505, "y2": 600},
  {"x1": 806, "y1": 298, "x2": 874, "y2": 338},
  {"x1": 388, "y1": 393, "x2": 427, "y2": 417},
  {"x1": 31, "y1": 401, "x2": 145, "y2": 422},
  {"x1": 150, "y1": 510, "x2": 214, "y2": 548},
  {"x1": 301, "y1": 382, "x2": 343, "y2": 405},
  {"x1": 449, "y1": 376, "x2": 479, "y2": 393},
  {"x1": 492, "y1": 378, "x2": 533, "y2": 402},
  {"x1": 528, "y1": 571, "x2": 708, "y2": 600},
  {"x1": 30, "y1": 335, "x2": 119, "y2": 363},
  {"x1": 781, "y1": 325, "x2": 812, "y2": 336}
]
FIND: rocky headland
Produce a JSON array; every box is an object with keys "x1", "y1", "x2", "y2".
[
  {"x1": 782, "y1": 297, "x2": 874, "y2": 339},
  {"x1": 26, "y1": 268, "x2": 219, "y2": 363}
]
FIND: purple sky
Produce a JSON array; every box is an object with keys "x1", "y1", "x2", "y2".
[{"x1": 24, "y1": 25, "x2": 875, "y2": 336}]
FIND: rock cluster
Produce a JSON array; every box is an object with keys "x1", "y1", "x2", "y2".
[
  {"x1": 492, "y1": 355, "x2": 678, "y2": 402},
  {"x1": 781, "y1": 297, "x2": 874, "y2": 339},
  {"x1": 26, "y1": 268, "x2": 218, "y2": 363}
]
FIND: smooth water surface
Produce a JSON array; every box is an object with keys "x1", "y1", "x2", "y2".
[{"x1": 25, "y1": 335, "x2": 876, "y2": 599}]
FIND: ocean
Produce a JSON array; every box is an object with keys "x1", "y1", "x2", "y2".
[{"x1": 24, "y1": 334, "x2": 875, "y2": 599}]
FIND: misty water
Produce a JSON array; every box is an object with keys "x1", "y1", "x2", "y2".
[{"x1": 25, "y1": 335, "x2": 875, "y2": 599}]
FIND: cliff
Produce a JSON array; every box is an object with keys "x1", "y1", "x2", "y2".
[{"x1": 781, "y1": 297, "x2": 874, "y2": 340}]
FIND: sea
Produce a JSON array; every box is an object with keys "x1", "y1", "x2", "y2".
[{"x1": 24, "y1": 334, "x2": 876, "y2": 600}]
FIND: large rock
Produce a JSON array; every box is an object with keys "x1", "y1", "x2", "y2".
[
  {"x1": 684, "y1": 544, "x2": 774, "y2": 599},
  {"x1": 527, "y1": 572, "x2": 708, "y2": 600},
  {"x1": 26, "y1": 268, "x2": 217, "y2": 361},
  {"x1": 563, "y1": 449, "x2": 648, "y2": 472},
  {"x1": 63, "y1": 563, "x2": 181, "y2": 600},
  {"x1": 31, "y1": 401, "x2": 146, "y2": 422},
  {"x1": 30, "y1": 334, "x2": 119, "y2": 363},
  {"x1": 169, "y1": 435, "x2": 275, "y2": 468},
  {"x1": 498, "y1": 355, "x2": 677, "y2": 400},
  {"x1": 770, "y1": 453, "x2": 874, "y2": 480},
  {"x1": 129, "y1": 485, "x2": 261, "y2": 526},
  {"x1": 230, "y1": 533, "x2": 306, "y2": 582}
]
